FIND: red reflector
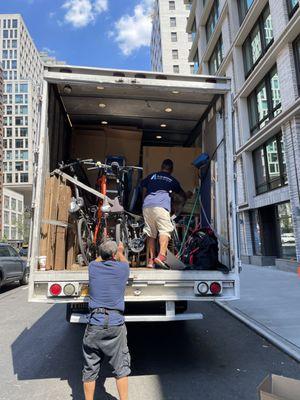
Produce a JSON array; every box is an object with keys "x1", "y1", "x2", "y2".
[
  {"x1": 210, "y1": 282, "x2": 221, "y2": 295},
  {"x1": 50, "y1": 283, "x2": 62, "y2": 296}
]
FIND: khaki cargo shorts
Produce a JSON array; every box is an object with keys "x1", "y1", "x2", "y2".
[{"x1": 143, "y1": 207, "x2": 174, "y2": 239}]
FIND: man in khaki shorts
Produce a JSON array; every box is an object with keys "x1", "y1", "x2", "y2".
[{"x1": 141, "y1": 159, "x2": 187, "y2": 269}]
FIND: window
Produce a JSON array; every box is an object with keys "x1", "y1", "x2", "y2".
[
  {"x1": 206, "y1": 0, "x2": 219, "y2": 43},
  {"x1": 20, "y1": 83, "x2": 28, "y2": 93},
  {"x1": 16, "y1": 139, "x2": 24, "y2": 148},
  {"x1": 253, "y1": 133, "x2": 287, "y2": 194},
  {"x1": 20, "y1": 105, "x2": 28, "y2": 115},
  {"x1": 293, "y1": 35, "x2": 300, "y2": 95},
  {"x1": 6, "y1": 84, "x2": 13, "y2": 93},
  {"x1": 0, "y1": 246, "x2": 11, "y2": 257},
  {"x1": 18, "y1": 200, "x2": 23, "y2": 213},
  {"x1": 171, "y1": 32, "x2": 177, "y2": 42},
  {"x1": 15, "y1": 94, "x2": 23, "y2": 104},
  {"x1": 238, "y1": 0, "x2": 254, "y2": 23},
  {"x1": 170, "y1": 17, "x2": 176, "y2": 27},
  {"x1": 248, "y1": 66, "x2": 282, "y2": 134},
  {"x1": 250, "y1": 210, "x2": 262, "y2": 255},
  {"x1": 3, "y1": 30, "x2": 9, "y2": 39},
  {"x1": 6, "y1": 174, "x2": 12, "y2": 183},
  {"x1": 4, "y1": 196, "x2": 10, "y2": 209},
  {"x1": 21, "y1": 173, "x2": 28, "y2": 183},
  {"x1": 11, "y1": 60, "x2": 17, "y2": 69},
  {"x1": 12, "y1": 19, "x2": 18, "y2": 28},
  {"x1": 15, "y1": 117, "x2": 24, "y2": 126},
  {"x1": 208, "y1": 35, "x2": 223, "y2": 74},
  {"x1": 11, "y1": 212, "x2": 17, "y2": 225},
  {"x1": 243, "y1": 5, "x2": 274, "y2": 77},
  {"x1": 16, "y1": 162, "x2": 24, "y2": 171},
  {"x1": 193, "y1": 50, "x2": 199, "y2": 73},
  {"x1": 173, "y1": 65, "x2": 180, "y2": 73},
  {"x1": 20, "y1": 150, "x2": 28, "y2": 160},
  {"x1": 20, "y1": 128, "x2": 28, "y2": 137},
  {"x1": 4, "y1": 211, "x2": 9, "y2": 225},
  {"x1": 169, "y1": 1, "x2": 175, "y2": 10},
  {"x1": 11, "y1": 198, "x2": 17, "y2": 211},
  {"x1": 276, "y1": 202, "x2": 296, "y2": 259},
  {"x1": 287, "y1": 0, "x2": 299, "y2": 18},
  {"x1": 172, "y1": 49, "x2": 178, "y2": 59},
  {"x1": 12, "y1": 40, "x2": 17, "y2": 48}
]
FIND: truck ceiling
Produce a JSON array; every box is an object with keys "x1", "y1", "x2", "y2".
[{"x1": 44, "y1": 65, "x2": 231, "y2": 147}]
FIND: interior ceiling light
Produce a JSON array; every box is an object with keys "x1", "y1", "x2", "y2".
[
  {"x1": 172, "y1": 90, "x2": 180, "y2": 94},
  {"x1": 164, "y1": 107, "x2": 173, "y2": 113},
  {"x1": 63, "y1": 85, "x2": 72, "y2": 94},
  {"x1": 98, "y1": 103, "x2": 106, "y2": 108},
  {"x1": 101, "y1": 121, "x2": 108, "y2": 125},
  {"x1": 156, "y1": 135, "x2": 162, "y2": 139},
  {"x1": 97, "y1": 86, "x2": 104, "y2": 90},
  {"x1": 160, "y1": 123, "x2": 167, "y2": 128}
]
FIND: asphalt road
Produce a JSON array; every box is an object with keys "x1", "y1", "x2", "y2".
[{"x1": 1, "y1": 283, "x2": 300, "y2": 400}]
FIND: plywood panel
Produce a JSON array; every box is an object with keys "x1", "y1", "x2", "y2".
[{"x1": 143, "y1": 147, "x2": 201, "y2": 191}]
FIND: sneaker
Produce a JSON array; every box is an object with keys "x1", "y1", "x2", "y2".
[
  {"x1": 154, "y1": 254, "x2": 169, "y2": 269},
  {"x1": 146, "y1": 259, "x2": 155, "y2": 268}
]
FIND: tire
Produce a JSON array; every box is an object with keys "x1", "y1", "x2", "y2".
[
  {"x1": 77, "y1": 217, "x2": 94, "y2": 266},
  {"x1": 115, "y1": 223, "x2": 129, "y2": 259},
  {"x1": 19, "y1": 269, "x2": 29, "y2": 286}
]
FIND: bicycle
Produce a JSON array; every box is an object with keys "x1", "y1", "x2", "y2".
[
  {"x1": 87, "y1": 160, "x2": 145, "y2": 262},
  {"x1": 57, "y1": 159, "x2": 99, "y2": 266}
]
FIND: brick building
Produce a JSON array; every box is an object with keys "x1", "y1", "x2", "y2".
[{"x1": 187, "y1": 0, "x2": 300, "y2": 269}]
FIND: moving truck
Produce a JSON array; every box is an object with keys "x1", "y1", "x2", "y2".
[{"x1": 28, "y1": 65, "x2": 240, "y2": 323}]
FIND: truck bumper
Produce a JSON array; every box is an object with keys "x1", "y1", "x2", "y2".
[{"x1": 69, "y1": 301, "x2": 203, "y2": 323}]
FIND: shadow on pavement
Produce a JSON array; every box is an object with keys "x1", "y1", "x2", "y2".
[
  {"x1": 0, "y1": 282, "x2": 20, "y2": 294},
  {"x1": 11, "y1": 302, "x2": 300, "y2": 400}
]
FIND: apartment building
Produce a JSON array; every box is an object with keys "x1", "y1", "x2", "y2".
[
  {"x1": 151, "y1": 0, "x2": 195, "y2": 74},
  {"x1": 0, "y1": 65, "x2": 3, "y2": 240},
  {"x1": 0, "y1": 14, "x2": 44, "y2": 206},
  {"x1": 2, "y1": 187, "x2": 24, "y2": 244},
  {"x1": 187, "y1": 0, "x2": 300, "y2": 269},
  {"x1": 39, "y1": 50, "x2": 66, "y2": 66}
]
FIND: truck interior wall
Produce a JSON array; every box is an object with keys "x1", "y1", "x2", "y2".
[
  {"x1": 48, "y1": 84, "x2": 72, "y2": 171},
  {"x1": 201, "y1": 100, "x2": 230, "y2": 267}
]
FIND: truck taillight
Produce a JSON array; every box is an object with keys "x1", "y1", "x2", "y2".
[
  {"x1": 63, "y1": 283, "x2": 76, "y2": 296},
  {"x1": 197, "y1": 282, "x2": 209, "y2": 294},
  {"x1": 49, "y1": 283, "x2": 62, "y2": 296},
  {"x1": 210, "y1": 282, "x2": 221, "y2": 295}
]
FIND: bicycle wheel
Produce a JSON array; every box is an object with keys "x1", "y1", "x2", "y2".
[
  {"x1": 115, "y1": 222, "x2": 129, "y2": 259},
  {"x1": 77, "y1": 217, "x2": 94, "y2": 266}
]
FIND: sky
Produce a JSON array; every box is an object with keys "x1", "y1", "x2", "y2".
[{"x1": 0, "y1": 0, "x2": 154, "y2": 71}]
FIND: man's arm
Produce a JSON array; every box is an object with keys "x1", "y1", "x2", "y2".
[{"x1": 116, "y1": 242, "x2": 129, "y2": 264}]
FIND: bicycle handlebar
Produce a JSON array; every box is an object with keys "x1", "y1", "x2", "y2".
[{"x1": 87, "y1": 161, "x2": 143, "y2": 172}]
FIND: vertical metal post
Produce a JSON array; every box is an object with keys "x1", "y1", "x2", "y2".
[{"x1": 28, "y1": 79, "x2": 49, "y2": 301}]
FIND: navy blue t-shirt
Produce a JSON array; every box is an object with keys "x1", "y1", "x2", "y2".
[
  {"x1": 141, "y1": 171, "x2": 182, "y2": 211},
  {"x1": 88, "y1": 260, "x2": 130, "y2": 326}
]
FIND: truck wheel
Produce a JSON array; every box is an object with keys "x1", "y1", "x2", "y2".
[{"x1": 19, "y1": 270, "x2": 29, "y2": 286}]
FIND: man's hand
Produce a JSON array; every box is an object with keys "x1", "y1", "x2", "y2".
[
  {"x1": 117, "y1": 241, "x2": 124, "y2": 255},
  {"x1": 186, "y1": 190, "x2": 193, "y2": 199}
]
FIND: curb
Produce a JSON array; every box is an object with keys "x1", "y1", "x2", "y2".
[{"x1": 216, "y1": 301, "x2": 300, "y2": 363}]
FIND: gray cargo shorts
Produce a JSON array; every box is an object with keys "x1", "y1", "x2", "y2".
[{"x1": 82, "y1": 323, "x2": 131, "y2": 382}]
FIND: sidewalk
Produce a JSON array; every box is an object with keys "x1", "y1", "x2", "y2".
[{"x1": 218, "y1": 264, "x2": 300, "y2": 362}]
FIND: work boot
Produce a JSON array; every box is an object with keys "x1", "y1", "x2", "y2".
[{"x1": 154, "y1": 254, "x2": 169, "y2": 269}]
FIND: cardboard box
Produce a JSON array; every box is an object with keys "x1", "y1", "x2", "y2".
[
  {"x1": 143, "y1": 146, "x2": 201, "y2": 192},
  {"x1": 258, "y1": 374, "x2": 300, "y2": 400}
]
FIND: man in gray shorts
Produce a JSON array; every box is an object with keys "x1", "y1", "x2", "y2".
[{"x1": 82, "y1": 241, "x2": 130, "y2": 400}]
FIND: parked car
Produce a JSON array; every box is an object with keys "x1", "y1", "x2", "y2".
[
  {"x1": 19, "y1": 247, "x2": 28, "y2": 257},
  {"x1": 0, "y1": 243, "x2": 29, "y2": 287}
]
